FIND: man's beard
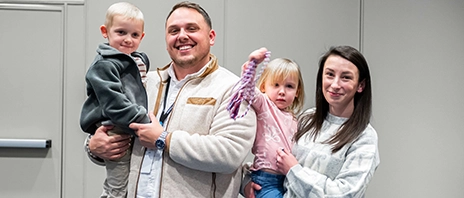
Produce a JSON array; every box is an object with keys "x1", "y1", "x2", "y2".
[
  {"x1": 175, "y1": 56, "x2": 196, "y2": 68},
  {"x1": 174, "y1": 52, "x2": 208, "y2": 68}
]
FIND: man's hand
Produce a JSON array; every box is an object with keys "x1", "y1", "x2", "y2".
[
  {"x1": 89, "y1": 125, "x2": 131, "y2": 160},
  {"x1": 244, "y1": 181, "x2": 262, "y2": 198},
  {"x1": 130, "y1": 113, "x2": 163, "y2": 149}
]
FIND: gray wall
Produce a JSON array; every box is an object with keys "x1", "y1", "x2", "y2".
[
  {"x1": 364, "y1": 1, "x2": 464, "y2": 197},
  {"x1": 0, "y1": 0, "x2": 462, "y2": 197}
]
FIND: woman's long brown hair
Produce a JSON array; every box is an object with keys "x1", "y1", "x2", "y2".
[{"x1": 294, "y1": 46, "x2": 372, "y2": 153}]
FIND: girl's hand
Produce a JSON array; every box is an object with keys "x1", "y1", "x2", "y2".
[
  {"x1": 248, "y1": 47, "x2": 268, "y2": 64},
  {"x1": 241, "y1": 47, "x2": 269, "y2": 75}
]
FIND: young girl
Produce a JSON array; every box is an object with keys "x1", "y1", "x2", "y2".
[{"x1": 243, "y1": 48, "x2": 305, "y2": 198}]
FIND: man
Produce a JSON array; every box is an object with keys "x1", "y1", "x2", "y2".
[{"x1": 85, "y1": 1, "x2": 257, "y2": 197}]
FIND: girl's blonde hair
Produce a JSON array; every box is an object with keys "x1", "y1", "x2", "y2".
[
  {"x1": 105, "y1": 2, "x2": 144, "y2": 29},
  {"x1": 256, "y1": 58, "x2": 305, "y2": 115}
]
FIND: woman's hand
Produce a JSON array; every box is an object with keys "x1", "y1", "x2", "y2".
[
  {"x1": 276, "y1": 148, "x2": 299, "y2": 175},
  {"x1": 89, "y1": 125, "x2": 131, "y2": 160},
  {"x1": 130, "y1": 113, "x2": 163, "y2": 149}
]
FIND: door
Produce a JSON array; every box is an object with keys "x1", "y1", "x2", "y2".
[{"x1": 0, "y1": 4, "x2": 63, "y2": 198}]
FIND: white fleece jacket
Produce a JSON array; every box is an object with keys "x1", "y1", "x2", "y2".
[
  {"x1": 284, "y1": 109, "x2": 380, "y2": 198},
  {"x1": 127, "y1": 54, "x2": 257, "y2": 198}
]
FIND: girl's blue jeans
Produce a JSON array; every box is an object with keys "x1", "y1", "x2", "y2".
[{"x1": 251, "y1": 170, "x2": 286, "y2": 198}]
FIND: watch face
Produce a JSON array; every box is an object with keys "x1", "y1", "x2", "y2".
[{"x1": 156, "y1": 140, "x2": 165, "y2": 150}]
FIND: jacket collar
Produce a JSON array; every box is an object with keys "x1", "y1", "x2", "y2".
[
  {"x1": 152, "y1": 53, "x2": 219, "y2": 116},
  {"x1": 156, "y1": 53, "x2": 219, "y2": 81}
]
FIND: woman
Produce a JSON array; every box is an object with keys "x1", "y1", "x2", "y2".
[{"x1": 244, "y1": 45, "x2": 380, "y2": 198}]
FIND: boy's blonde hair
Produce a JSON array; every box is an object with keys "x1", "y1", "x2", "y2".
[
  {"x1": 105, "y1": 2, "x2": 144, "y2": 29},
  {"x1": 256, "y1": 58, "x2": 305, "y2": 115}
]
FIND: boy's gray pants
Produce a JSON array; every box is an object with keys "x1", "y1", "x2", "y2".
[{"x1": 99, "y1": 125, "x2": 132, "y2": 198}]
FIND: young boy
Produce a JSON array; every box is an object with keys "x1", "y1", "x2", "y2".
[{"x1": 80, "y1": 2, "x2": 150, "y2": 197}]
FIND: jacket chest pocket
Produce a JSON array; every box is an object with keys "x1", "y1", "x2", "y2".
[{"x1": 177, "y1": 97, "x2": 216, "y2": 135}]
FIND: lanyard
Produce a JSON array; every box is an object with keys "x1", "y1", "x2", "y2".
[{"x1": 159, "y1": 76, "x2": 173, "y2": 126}]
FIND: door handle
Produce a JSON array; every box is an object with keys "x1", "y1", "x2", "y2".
[{"x1": 0, "y1": 138, "x2": 51, "y2": 148}]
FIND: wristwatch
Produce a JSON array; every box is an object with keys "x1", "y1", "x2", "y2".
[{"x1": 156, "y1": 131, "x2": 169, "y2": 150}]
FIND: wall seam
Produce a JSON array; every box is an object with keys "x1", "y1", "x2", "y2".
[
  {"x1": 60, "y1": 3, "x2": 67, "y2": 198},
  {"x1": 223, "y1": 0, "x2": 228, "y2": 66},
  {"x1": 359, "y1": 0, "x2": 364, "y2": 53}
]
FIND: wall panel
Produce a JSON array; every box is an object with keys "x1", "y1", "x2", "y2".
[{"x1": 363, "y1": 1, "x2": 464, "y2": 197}]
